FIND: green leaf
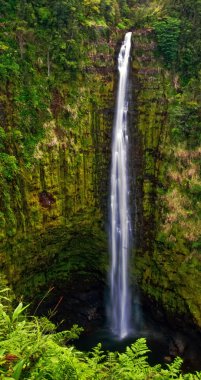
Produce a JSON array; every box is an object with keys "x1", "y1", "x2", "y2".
[
  {"x1": 0, "y1": 349, "x2": 6, "y2": 356},
  {"x1": 13, "y1": 359, "x2": 25, "y2": 380},
  {"x1": 12, "y1": 303, "x2": 29, "y2": 322}
]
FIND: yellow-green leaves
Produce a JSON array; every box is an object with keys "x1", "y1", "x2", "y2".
[{"x1": 12, "y1": 303, "x2": 29, "y2": 323}]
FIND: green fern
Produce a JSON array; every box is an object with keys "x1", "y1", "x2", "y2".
[
  {"x1": 167, "y1": 357, "x2": 183, "y2": 378},
  {"x1": 53, "y1": 325, "x2": 83, "y2": 345},
  {"x1": 0, "y1": 289, "x2": 201, "y2": 380},
  {"x1": 156, "y1": 357, "x2": 183, "y2": 379},
  {"x1": 184, "y1": 373, "x2": 201, "y2": 380},
  {"x1": 106, "y1": 351, "x2": 119, "y2": 380},
  {"x1": 84, "y1": 343, "x2": 107, "y2": 379},
  {"x1": 118, "y1": 338, "x2": 150, "y2": 377}
]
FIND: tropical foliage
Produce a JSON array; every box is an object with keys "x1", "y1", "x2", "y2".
[
  {"x1": 0, "y1": 1, "x2": 201, "y2": 378},
  {"x1": 0, "y1": 288, "x2": 201, "y2": 380}
]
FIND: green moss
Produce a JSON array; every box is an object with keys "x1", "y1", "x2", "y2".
[
  {"x1": 0, "y1": 67, "x2": 113, "y2": 297},
  {"x1": 131, "y1": 28, "x2": 201, "y2": 328}
]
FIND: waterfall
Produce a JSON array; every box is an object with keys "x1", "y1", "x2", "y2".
[{"x1": 109, "y1": 32, "x2": 132, "y2": 340}]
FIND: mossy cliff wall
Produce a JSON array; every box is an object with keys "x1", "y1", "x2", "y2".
[
  {"x1": 0, "y1": 32, "x2": 121, "y2": 321},
  {"x1": 130, "y1": 29, "x2": 201, "y2": 330},
  {"x1": 0, "y1": 19, "x2": 200, "y2": 331}
]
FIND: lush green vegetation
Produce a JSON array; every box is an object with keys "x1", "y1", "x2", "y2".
[
  {"x1": 153, "y1": 17, "x2": 181, "y2": 68},
  {"x1": 0, "y1": 0, "x2": 138, "y2": 239},
  {"x1": 153, "y1": 0, "x2": 201, "y2": 293},
  {"x1": 161, "y1": 0, "x2": 201, "y2": 80},
  {"x1": 0, "y1": 0, "x2": 201, "y2": 378},
  {"x1": 0, "y1": 286, "x2": 201, "y2": 380},
  {"x1": 0, "y1": 0, "x2": 117, "y2": 172}
]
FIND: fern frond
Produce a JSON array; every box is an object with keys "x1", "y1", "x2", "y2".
[
  {"x1": 166, "y1": 356, "x2": 183, "y2": 377},
  {"x1": 53, "y1": 325, "x2": 83, "y2": 345},
  {"x1": 129, "y1": 338, "x2": 150, "y2": 358},
  {"x1": 63, "y1": 364, "x2": 78, "y2": 380},
  {"x1": 184, "y1": 373, "x2": 201, "y2": 380},
  {"x1": 90, "y1": 343, "x2": 106, "y2": 363}
]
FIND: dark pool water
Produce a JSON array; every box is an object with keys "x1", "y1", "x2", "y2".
[{"x1": 75, "y1": 309, "x2": 201, "y2": 373}]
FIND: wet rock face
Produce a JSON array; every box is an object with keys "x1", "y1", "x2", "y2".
[
  {"x1": 169, "y1": 332, "x2": 201, "y2": 372},
  {"x1": 0, "y1": 33, "x2": 116, "y2": 307},
  {"x1": 169, "y1": 335, "x2": 187, "y2": 357},
  {"x1": 33, "y1": 275, "x2": 105, "y2": 332},
  {"x1": 129, "y1": 28, "x2": 201, "y2": 330},
  {"x1": 39, "y1": 191, "x2": 56, "y2": 208},
  {"x1": 139, "y1": 293, "x2": 201, "y2": 372},
  {"x1": 129, "y1": 28, "x2": 169, "y2": 256}
]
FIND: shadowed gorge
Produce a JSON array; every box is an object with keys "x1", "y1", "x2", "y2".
[{"x1": 0, "y1": 0, "x2": 201, "y2": 378}]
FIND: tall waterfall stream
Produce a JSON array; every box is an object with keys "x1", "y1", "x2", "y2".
[{"x1": 109, "y1": 32, "x2": 132, "y2": 339}]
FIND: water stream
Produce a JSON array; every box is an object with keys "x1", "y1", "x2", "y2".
[{"x1": 109, "y1": 32, "x2": 132, "y2": 340}]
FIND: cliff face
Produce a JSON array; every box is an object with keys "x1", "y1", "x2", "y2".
[
  {"x1": 130, "y1": 29, "x2": 201, "y2": 330},
  {"x1": 0, "y1": 0, "x2": 201, "y2": 332},
  {"x1": 0, "y1": 27, "x2": 119, "y2": 327}
]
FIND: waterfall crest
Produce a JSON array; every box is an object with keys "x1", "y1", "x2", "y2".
[{"x1": 109, "y1": 32, "x2": 132, "y2": 340}]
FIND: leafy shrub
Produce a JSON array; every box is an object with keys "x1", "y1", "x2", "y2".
[
  {"x1": 0, "y1": 288, "x2": 201, "y2": 379},
  {"x1": 153, "y1": 17, "x2": 181, "y2": 68},
  {"x1": 0, "y1": 153, "x2": 19, "y2": 180}
]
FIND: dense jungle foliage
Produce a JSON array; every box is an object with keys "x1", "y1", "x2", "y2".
[
  {"x1": 0, "y1": 0, "x2": 137, "y2": 241},
  {"x1": 0, "y1": 0, "x2": 132, "y2": 176},
  {"x1": 150, "y1": 0, "x2": 201, "y2": 312},
  {"x1": 0, "y1": 0, "x2": 201, "y2": 378},
  {"x1": 0, "y1": 284, "x2": 201, "y2": 380}
]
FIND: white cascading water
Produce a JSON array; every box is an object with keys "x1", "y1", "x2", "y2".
[{"x1": 109, "y1": 32, "x2": 132, "y2": 340}]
